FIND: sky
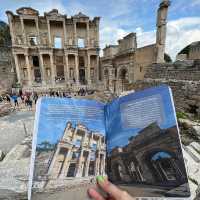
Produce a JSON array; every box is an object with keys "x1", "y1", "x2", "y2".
[{"x1": 0, "y1": 0, "x2": 199, "y2": 59}]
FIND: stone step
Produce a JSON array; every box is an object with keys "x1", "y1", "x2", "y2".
[
  {"x1": 190, "y1": 142, "x2": 200, "y2": 153},
  {"x1": 185, "y1": 146, "x2": 200, "y2": 163}
]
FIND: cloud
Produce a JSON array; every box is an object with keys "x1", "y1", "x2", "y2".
[{"x1": 129, "y1": 17, "x2": 200, "y2": 60}]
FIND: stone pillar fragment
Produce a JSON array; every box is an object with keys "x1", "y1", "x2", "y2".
[{"x1": 20, "y1": 16, "x2": 26, "y2": 45}]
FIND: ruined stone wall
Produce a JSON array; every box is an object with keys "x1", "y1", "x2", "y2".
[
  {"x1": 146, "y1": 62, "x2": 200, "y2": 81},
  {"x1": 134, "y1": 44, "x2": 157, "y2": 81},
  {"x1": 0, "y1": 46, "x2": 16, "y2": 93}
]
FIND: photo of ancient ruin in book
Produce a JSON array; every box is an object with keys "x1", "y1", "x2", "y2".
[
  {"x1": 31, "y1": 97, "x2": 106, "y2": 199},
  {"x1": 105, "y1": 87, "x2": 191, "y2": 198},
  {"x1": 35, "y1": 121, "x2": 106, "y2": 181},
  {"x1": 30, "y1": 86, "x2": 191, "y2": 199}
]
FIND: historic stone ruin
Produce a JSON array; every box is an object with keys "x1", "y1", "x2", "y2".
[{"x1": 33, "y1": 122, "x2": 106, "y2": 191}]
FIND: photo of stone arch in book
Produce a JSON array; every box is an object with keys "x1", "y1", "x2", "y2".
[
  {"x1": 107, "y1": 123, "x2": 189, "y2": 197},
  {"x1": 105, "y1": 86, "x2": 190, "y2": 197}
]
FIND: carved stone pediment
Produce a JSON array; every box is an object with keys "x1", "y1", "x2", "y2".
[
  {"x1": 16, "y1": 7, "x2": 39, "y2": 16},
  {"x1": 73, "y1": 12, "x2": 89, "y2": 19},
  {"x1": 45, "y1": 9, "x2": 64, "y2": 18}
]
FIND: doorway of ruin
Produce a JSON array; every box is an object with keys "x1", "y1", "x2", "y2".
[
  {"x1": 79, "y1": 56, "x2": 86, "y2": 84},
  {"x1": 67, "y1": 163, "x2": 76, "y2": 177},
  {"x1": 151, "y1": 151, "x2": 178, "y2": 183},
  {"x1": 32, "y1": 56, "x2": 41, "y2": 83},
  {"x1": 119, "y1": 68, "x2": 129, "y2": 92}
]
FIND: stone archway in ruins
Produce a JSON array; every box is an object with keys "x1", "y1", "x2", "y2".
[
  {"x1": 118, "y1": 68, "x2": 129, "y2": 92},
  {"x1": 143, "y1": 149, "x2": 183, "y2": 185}
]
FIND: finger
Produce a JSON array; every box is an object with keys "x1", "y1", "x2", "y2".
[
  {"x1": 96, "y1": 176, "x2": 134, "y2": 200},
  {"x1": 88, "y1": 188, "x2": 105, "y2": 200}
]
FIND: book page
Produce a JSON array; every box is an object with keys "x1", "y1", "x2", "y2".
[
  {"x1": 105, "y1": 85, "x2": 190, "y2": 198},
  {"x1": 30, "y1": 97, "x2": 106, "y2": 200}
]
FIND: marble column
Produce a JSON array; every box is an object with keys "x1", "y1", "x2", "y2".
[
  {"x1": 39, "y1": 53, "x2": 46, "y2": 85},
  {"x1": 76, "y1": 149, "x2": 84, "y2": 177},
  {"x1": 75, "y1": 54, "x2": 79, "y2": 84},
  {"x1": 86, "y1": 22, "x2": 90, "y2": 47},
  {"x1": 35, "y1": 18, "x2": 40, "y2": 45},
  {"x1": 47, "y1": 19, "x2": 52, "y2": 47},
  {"x1": 48, "y1": 145, "x2": 60, "y2": 177},
  {"x1": 50, "y1": 52, "x2": 56, "y2": 85},
  {"x1": 64, "y1": 51, "x2": 69, "y2": 82},
  {"x1": 25, "y1": 54, "x2": 32, "y2": 86},
  {"x1": 87, "y1": 54, "x2": 91, "y2": 85},
  {"x1": 63, "y1": 19, "x2": 67, "y2": 46},
  {"x1": 60, "y1": 148, "x2": 72, "y2": 178},
  {"x1": 96, "y1": 56, "x2": 100, "y2": 82},
  {"x1": 84, "y1": 151, "x2": 91, "y2": 177},
  {"x1": 13, "y1": 54, "x2": 21, "y2": 84},
  {"x1": 20, "y1": 16, "x2": 27, "y2": 45},
  {"x1": 73, "y1": 21, "x2": 77, "y2": 46}
]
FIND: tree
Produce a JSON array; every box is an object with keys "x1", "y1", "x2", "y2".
[{"x1": 0, "y1": 21, "x2": 11, "y2": 46}]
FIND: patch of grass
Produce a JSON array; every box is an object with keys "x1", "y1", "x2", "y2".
[{"x1": 177, "y1": 111, "x2": 188, "y2": 119}]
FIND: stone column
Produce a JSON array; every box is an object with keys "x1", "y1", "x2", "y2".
[
  {"x1": 35, "y1": 18, "x2": 40, "y2": 45},
  {"x1": 13, "y1": 54, "x2": 21, "y2": 84},
  {"x1": 86, "y1": 22, "x2": 90, "y2": 47},
  {"x1": 64, "y1": 51, "x2": 69, "y2": 82},
  {"x1": 75, "y1": 54, "x2": 79, "y2": 84},
  {"x1": 47, "y1": 19, "x2": 52, "y2": 47},
  {"x1": 95, "y1": 152, "x2": 100, "y2": 175},
  {"x1": 49, "y1": 52, "x2": 56, "y2": 85},
  {"x1": 96, "y1": 56, "x2": 100, "y2": 83},
  {"x1": 48, "y1": 145, "x2": 60, "y2": 176},
  {"x1": 25, "y1": 53, "x2": 32, "y2": 86},
  {"x1": 63, "y1": 19, "x2": 67, "y2": 46},
  {"x1": 60, "y1": 148, "x2": 72, "y2": 178},
  {"x1": 87, "y1": 53, "x2": 91, "y2": 85},
  {"x1": 73, "y1": 21, "x2": 77, "y2": 46},
  {"x1": 76, "y1": 149, "x2": 84, "y2": 177},
  {"x1": 39, "y1": 53, "x2": 46, "y2": 85},
  {"x1": 84, "y1": 151, "x2": 91, "y2": 177},
  {"x1": 20, "y1": 16, "x2": 27, "y2": 45}
]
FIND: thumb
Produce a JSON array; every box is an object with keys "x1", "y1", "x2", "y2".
[{"x1": 96, "y1": 176, "x2": 134, "y2": 200}]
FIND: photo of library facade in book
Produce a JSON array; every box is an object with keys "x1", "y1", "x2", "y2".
[
  {"x1": 35, "y1": 121, "x2": 106, "y2": 183},
  {"x1": 107, "y1": 122, "x2": 190, "y2": 197}
]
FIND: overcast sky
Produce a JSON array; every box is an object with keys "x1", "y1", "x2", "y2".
[{"x1": 0, "y1": 0, "x2": 200, "y2": 59}]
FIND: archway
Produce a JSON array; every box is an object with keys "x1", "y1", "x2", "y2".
[
  {"x1": 119, "y1": 68, "x2": 129, "y2": 92},
  {"x1": 150, "y1": 151, "x2": 178, "y2": 182},
  {"x1": 79, "y1": 56, "x2": 86, "y2": 84}
]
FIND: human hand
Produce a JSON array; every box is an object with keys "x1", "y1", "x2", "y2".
[{"x1": 88, "y1": 176, "x2": 135, "y2": 200}]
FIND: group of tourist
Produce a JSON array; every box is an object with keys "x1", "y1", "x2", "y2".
[{"x1": 0, "y1": 88, "x2": 95, "y2": 111}]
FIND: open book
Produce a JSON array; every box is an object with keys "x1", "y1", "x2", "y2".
[{"x1": 28, "y1": 85, "x2": 191, "y2": 200}]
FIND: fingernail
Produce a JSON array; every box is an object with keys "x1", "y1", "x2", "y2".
[{"x1": 96, "y1": 175, "x2": 105, "y2": 183}]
